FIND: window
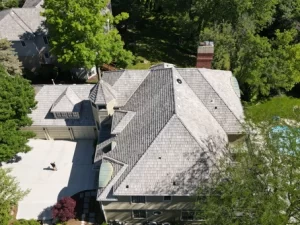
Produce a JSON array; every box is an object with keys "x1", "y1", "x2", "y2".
[
  {"x1": 44, "y1": 52, "x2": 50, "y2": 58},
  {"x1": 21, "y1": 41, "x2": 26, "y2": 47},
  {"x1": 181, "y1": 211, "x2": 196, "y2": 221},
  {"x1": 132, "y1": 210, "x2": 146, "y2": 219},
  {"x1": 98, "y1": 105, "x2": 106, "y2": 110},
  {"x1": 163, "y1": 196, "x2": 172, "y2": 202},
  {"x1": 43, "y1": 36, "x2": 49, "y2": 44},
  {"x1": 131, "y1": 196, "x2": 146, "y2": 203}
]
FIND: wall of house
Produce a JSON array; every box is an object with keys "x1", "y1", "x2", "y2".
[{"x1": 101, "y1": 196, "x2": 200, "y2": 224}]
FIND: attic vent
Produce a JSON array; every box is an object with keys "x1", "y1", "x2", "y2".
[{"x1": 176, "y1": 79, "x2": 182, "y2": 84}]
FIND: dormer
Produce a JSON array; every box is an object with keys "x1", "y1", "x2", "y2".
[
  {"x1": 51, "y1": 87, "x2": 82, "y2": 119},
  {"x1": 89, "y1": 80, "x2": 118, "y2": 116}
]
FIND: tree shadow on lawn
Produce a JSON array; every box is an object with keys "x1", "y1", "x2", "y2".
[{"x1": 122, "y1": 19, "x2": 196, "y2": 67}]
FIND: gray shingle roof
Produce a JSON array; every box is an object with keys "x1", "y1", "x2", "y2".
[
  {"x1": 29, "y1": 85, "x2": 95, "y2": 126},
  {"x1": 111, "y1": 110, "x2": 127, "y2": 132},
  {"x1": 96, "y1": 67, "x2": 232, "y2": 199},
  {"x1": 51, "y1": 87, "x2": 82, "y2": 112},
  {"x1": 22, "y1": 0, "x2": 43, "y2": 8},
  {"x1": 89, "y1": 80, "x2": 118, "y2": 105},
  {"x1": 0, "y1": 8, "x2": 45, "y2": 40},
  {"x1": 177, "y1": 68, "x2": 243, "y2": 134},
  {"x1": 102, "y1": 70, "x2": 149, "y2": 107},
  {"x1": 111, "y1": 111, "x2": 136, "y2": 135}
]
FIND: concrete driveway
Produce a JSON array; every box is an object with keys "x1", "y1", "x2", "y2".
[{"x1": 2, "y1": 140, "x2": 97, "y2": 220}]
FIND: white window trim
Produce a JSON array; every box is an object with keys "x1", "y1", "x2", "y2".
[
  {"x1": 163, "y1": 196, "x2": 172, "y2": 202},
  {"x1": 132, "y1": 210, "x2": 147, "y2": 219}
]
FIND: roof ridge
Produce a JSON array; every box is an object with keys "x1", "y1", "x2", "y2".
[
  {"x1": 11, "y1": 8, "x2": 35, "y2": 34},
  {"x1": 119, "y1": 70, "x2": 150, "y2": 106},
  {"x1": 65, "y1": 86, "x2": 81, "y2": 104},
  {"x1": 176, "y1": 68, "x2": 227, "y2": 135},
  {"x1": 197, "y1": 69, "x2": 243, "y2": 125}
]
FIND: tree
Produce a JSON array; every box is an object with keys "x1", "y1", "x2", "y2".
[
  {"x1": 0, "y1": 66, "x2": 36, "y2": 162},
  {"x1": 0, "y1": 0, "x2": 19, "y2": 10},
  {"x1": 197, "y1": 122, "x2": 300, "y2": 224},
  {"x1": 0, "y1": 39, "x2": 22, "y2": 75},
  {"x1": 13, "y1": 219, "x2": 40, "y2": 225},
  {"x1": 0, "y1": 168, "x2": 29, "y2": 225},
  {"x1": 42, "y1": 0, "x2": 133, "y2": 75},
  {"x1": 52, "y1": 197, "x2": 76, "y2": 222}
]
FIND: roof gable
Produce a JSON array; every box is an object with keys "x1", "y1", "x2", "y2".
[{"x1": 51, "y1": 87, "x2": 82, "y2": 112}]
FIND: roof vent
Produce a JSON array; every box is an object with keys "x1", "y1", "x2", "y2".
[
  {"x1": 126, "y1": 185, "x2": 129, "y2": 188},
  {"x1": 158, "y1": 157, "x2": 161, "y2": 159},
  {"x1": 173, "y1": 181, "x2": 177, "y2": 186},
  {"x1": 176, "y1": 79, "x2": 182, "y2": 84}
]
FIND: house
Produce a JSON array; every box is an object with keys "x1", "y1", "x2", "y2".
[
  {"x1": 26, "y1": 44, "x2": 244, "y2": 224},
  {"x1": 0, "y1": 5, "x2": 51, "y2": 71},
  {"x1": 0, "y1": 0, "x2": 111, "y2": 78}
]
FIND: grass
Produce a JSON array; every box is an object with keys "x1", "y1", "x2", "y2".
[{"x1": 245, "y1": 96, "x2": 300, "y2": 124}]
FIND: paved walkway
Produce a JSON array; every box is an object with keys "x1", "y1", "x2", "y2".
[{"x1": 2, "y1": 140, "x2": 97, "y2": 220}]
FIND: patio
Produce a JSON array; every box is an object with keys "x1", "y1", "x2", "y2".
[{"x1": 2, "y1": 139, "x2": 97, "y2": 220}]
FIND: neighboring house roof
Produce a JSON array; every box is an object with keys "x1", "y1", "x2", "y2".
[
  {"x1": 22, "y1": 0, "x2": 44, "y2": 8},
  {"x1": 29, "y1": 85, "x2": 95, "y2": 126},
  {"x1": 0, "y1": 8, "x2": 45, "y2": 40},
  {"x1": 95, "y1": 67, "x2": 243, "y2": 200},
  {"x1": 51, "y1": 87, "x2": 82, "y2": 113}
]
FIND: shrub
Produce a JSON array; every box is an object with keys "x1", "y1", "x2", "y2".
[
  {"x1": 52, "y1": 197, "x2": 76, "y2": 222},
  {"x1": 13, "y1": 219, "x2": 40, "y2": 225}
]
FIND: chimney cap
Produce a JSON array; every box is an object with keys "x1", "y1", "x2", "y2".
[{"x1": 200, "y1": 41, "x2": 214, "y2": 47}]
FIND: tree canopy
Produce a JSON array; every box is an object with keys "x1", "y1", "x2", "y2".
[
  {"x1": 0, "y1": 66, "x2": 36, "y2": 162},
  {"x1": 42, "y1": 0, "x2": 133, "y2": 71},
  {"x1": 0, "y1": 168, "x2": 28, "y2": 225},
  {"x1": 0, "y1": 39, "x2": 22, "y2": 76},
  {"x1": 196, "y1": 122, "x2": 300, "y2": 224},
  {"x1": 113, "y1": 0, "x2": 300, "y2": 101}
]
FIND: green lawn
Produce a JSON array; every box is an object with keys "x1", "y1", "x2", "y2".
[{"x1": 245, "y1": 96, "x2": 300, "y2": 124}]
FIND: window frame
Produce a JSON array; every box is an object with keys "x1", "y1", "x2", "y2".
[
  {"x1": 163, "y1": 196, "x2": 172, "y2": 202},
  {"x1": 131, "y1": 196, "x2": 146, "y2": 203},
  {"x1": 132, "y1": 210, "x2": 147, "y2": 219}
]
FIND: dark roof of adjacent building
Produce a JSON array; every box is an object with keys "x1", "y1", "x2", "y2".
[{"x1": 95, "y1": 67, "x2": 244, "y2": 200}]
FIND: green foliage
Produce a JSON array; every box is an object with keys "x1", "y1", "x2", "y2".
[
  {"x1": 0, "y1": 0, "x2": 19, "y2": 10},
  {"x1": 13, "y1": 219, "x2": 40, "y2": 225},
  {"x1": 197, "y1": 122, "x2": 300, "y2": 224},
  {"x1": 245, "y1": 96, "x2": 300, "y2": 124},
  {"x1": 0, "y1": 67, "x2": 36, "y2": 162},
  {"x1": 42, "y1": 0, "x2": 133, "y2": 70},
  {"x1": 114, "y1": 0, "x2": 300, "y2": 100},
  {"x1": 0, "y1": 168, "x2": 29, "y2": 225},
  {"x1": 0, "y1": 39, "x2": 22, "y2": 75}
]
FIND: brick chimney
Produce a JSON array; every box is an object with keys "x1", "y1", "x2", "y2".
[{"x1": 196, "y1": 41, "x2": 214, "y2": 69}]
